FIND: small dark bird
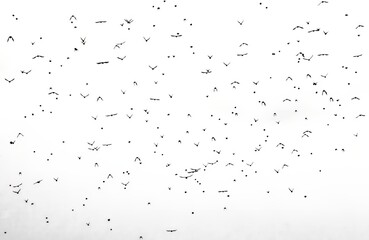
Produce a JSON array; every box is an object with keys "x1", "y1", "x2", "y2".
[
  {"x1": 80, "y1": 37, "x2": 86, "y2": 45},
  {"x1": 4, "y1": 78, "x2": 15, "y2": 83},
  {"x1": 149, "y1": 65, "x2": 157, "y2": 70},
  {"x1": 33, "y1": 179, "x2": 43, "y2": 185},
  {"x1": 7, "y1": 36, "x2": 15, "y2": 42},
  {"x1": 13, "y1": 189, "x2": 21, "y2": 194},
  {"x1": 20, "y1": 70, "x2": 32, "y2": 74},
  {"x1": 318, "y1": 1, "x2": 328, "y2": 6},
  {"x1": 293, "y1": 26, "x2": 304, "y2": 30}
]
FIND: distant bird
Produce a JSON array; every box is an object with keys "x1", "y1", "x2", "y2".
[
  {"x1": 149, "y1": 65, "x2": 157, "y2": 70},
  {"x1": 20, "y1": 70, "x2": 32, "y2": 74},
  {"x1": 32, "y1": 55, "x2": 44, "y2": 59},
  {"x1": 80, "y1": 37, "x2": 86, "y2": 45},
  {"x1": 121, "y1": 182, "x2": 129, "y2": 187},
  {"x1": 33, "y1": 180, "x2": 43, "y2": 185},
  {"x1": 13, "y1": 189, "x2": 21, "y2": 194},
  {"x1": 246, "y1": 162, "x2": 254, "y2": 167},
  {"x1": 318, "y1": 1, "x2": 328, "y2": 6},
  {"x1": 4, "y1": 78, "x2": 15, "y2": 83},
  {"x1": 124, "y1": 19, "x2": 134, "y2": 24},
  {"x1": 293, "y1": 26, "x2": 304, "y2": 30},
  {"x1": 7, "y1": 36, "x2": 14, "y2": 42}
]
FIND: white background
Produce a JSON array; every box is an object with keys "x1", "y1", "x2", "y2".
[{"x1": 1, "y1": 0, "x2": 369, "y2": 239}]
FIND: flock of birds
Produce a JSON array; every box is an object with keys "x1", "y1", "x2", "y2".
[{"x1": 1, "y1": 0, "x2": 368, "y2": 239}]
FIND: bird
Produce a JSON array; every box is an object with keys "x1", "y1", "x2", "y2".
[
  {"x1": 32, "y1": 55, "x2": 44, "y2": 59},
  {"x1": 288, "y1": 188, "x2": 294, "y2": 193},
  {"x1": 121, "y1": 182, "x2": 129, "y2": 187},
  {"x1": 4, "y1": 78, "x2": 15, "y2": 83},
  {"x1": 318, "y1": 1, "x2": 328, "y2": 6},
  {"x1": 33, "y1": 180, "x2": 43, "y2": 185},
  {"x1": 171, "y1": 33, "x2": 182, "y2": 38},
  {"x1": 237, "y1": 20, "x2": 244, "y2": 25},
  {"x1": 80, "y1": 37, "x2": 86, "y2": 45},
  {"x1": 293, "y1": 26, "x2": 304, "y2": 30},
  {"x1": 13, "y1": 189, "x2": 21, "y2": 194},
  {"x1": 308, "y1": 28, "x2": 320, "y2": 33},
  {"x1": 166, "y1": 230, "x2": 177, "y2": 232},
  {"x1": 143, "y1": 37, "x2": 150, "y2": 42},
  {"x1": 149, "y1": 65, "x2": 157, "y2": 70},
  {"x1": 124, "y1": 19, "x2": 134, "y2": 24},
  {"x1": 13, "y1": 183, "x2": 22, "y2": 188},
  {"x1": 7, "y1": 36, "x2": 15, "y2": 42},
  {"x1": 20, "y1": 70, "x2": 32, "y2": 74},
  {"x1": 114, "y1": 42, "x2": 125, "y2": 49},
  {"x1": 117, "y1": 56, "x2": 126, "y2": 61},
  {"x1": 80, "y1": 93, "x2": 89, "y2": 98}
]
